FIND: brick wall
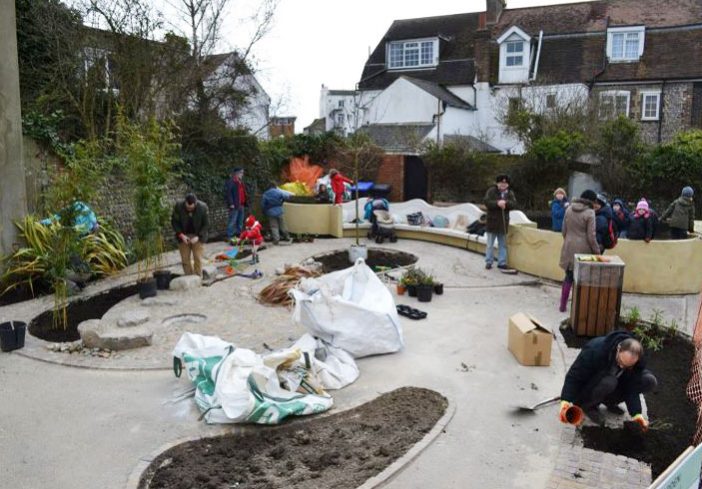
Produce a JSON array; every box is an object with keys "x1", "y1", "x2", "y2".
[{"x1": 376, "y1": 154, "x2": 405, "y2": 201}]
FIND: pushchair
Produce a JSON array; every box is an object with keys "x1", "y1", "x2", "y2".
[{"x1": 367, "y1": 209, "x2": 398, "y2": 243}]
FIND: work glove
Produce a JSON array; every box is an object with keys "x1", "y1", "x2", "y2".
[
  {"x1": 632, "y1": 414, "x2": 649, "y2": 432},
  {"x1": 190, "y1": 236, "x2": 199, "y2": 244},
  {"x1": 559, "y1": 401, "x2": 574, "y2": 424}
]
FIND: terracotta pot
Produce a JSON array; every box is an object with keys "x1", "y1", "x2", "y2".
[{"x1": 397, "y1": 284, "x2": 406, "y2": 295}]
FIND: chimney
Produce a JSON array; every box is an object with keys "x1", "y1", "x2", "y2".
[{"x1": 486, "y1": 0, "x2": 506, "y2": 25}]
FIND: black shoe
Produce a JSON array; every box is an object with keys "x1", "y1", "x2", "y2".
[
  {"x1": 584, "y1": 408, "x2": 603, "y2": 425},
  {"x1": 485, "y1": 263, "x2": 493, "y2": 270},
  {"x1": 606, "y1": 403, "x2": 625, "y2": 415}
]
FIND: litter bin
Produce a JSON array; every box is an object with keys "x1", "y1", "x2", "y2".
[{"x1": 570, "y1": 254, "x2": 625, "y2": 337}]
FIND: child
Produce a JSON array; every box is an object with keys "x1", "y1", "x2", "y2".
[
  {"x1": 628, "y1": 199, "x2": 654, "y2": 243},
  {"x1": 238, "y1": 215, "x2": 264, "y2": 264},
  {"x1": 661, "y1": 186, "x2": 695, "y2": 240},
  {"x1": 329, "y1": 169, "x2": 353, "y2": 205},
  {"x1": 550, "y1": 188, "x2": 568, "y2": 232},
  {"x1": 611, "y1": 199, "x2": 630, "y2": 238},
  {"x1": 315, "y1": 184, "x2": 332, "y2": 204}
]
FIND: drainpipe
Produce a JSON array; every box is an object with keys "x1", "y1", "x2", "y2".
[
  {"x1": 588, "y1": 17, "x2": 610, "y2": 90},
  {"x1": 657, "y1": 80, "x2": 667, "y2": 143},
  {"x1": 531, "y1": 30, "x2": 544, "y2": 81},
  {"x1": 436, "y1": 98, "x2": 443, "y2": 146}
]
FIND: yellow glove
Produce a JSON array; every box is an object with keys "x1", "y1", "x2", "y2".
[{"x1": 632, "y1": 414, "x2": 649, "y2": 432}]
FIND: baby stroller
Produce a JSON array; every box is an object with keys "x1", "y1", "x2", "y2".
[{"x1": 367, "y1": 209, "x2": 398, "y2": 243}]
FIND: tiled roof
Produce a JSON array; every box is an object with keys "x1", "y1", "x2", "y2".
[
  {"x1": 443, "y1": 134, "x2": 501, "y2": 153},
  {"x1": 403, "y1": 77, "x2": 474, "y2": 110},
  {"x1": 359, "y1": 12, "x2": 480, "y2": 90},
  {"x1": 357, "y1": 123, "x2": 435, "y2": 153},
  {"x1": 495, "y1": 0, "x2": 702, "y2": 37}
]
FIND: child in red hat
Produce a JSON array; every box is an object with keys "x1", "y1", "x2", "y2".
[{"x1": 238, "y1": 215, "x2": 264, "y2": 263}]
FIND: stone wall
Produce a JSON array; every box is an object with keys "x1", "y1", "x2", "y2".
[
  {"x1": 91, "y1": 175, "x2": 231, "y2": 243},
  {"x1": 594, "y1": 82, "x2": 693, "y2": 145}
]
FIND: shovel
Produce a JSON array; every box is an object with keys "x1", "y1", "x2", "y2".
[{"x1": 515, "y1": 395, "x2": 561, "y2": 413}]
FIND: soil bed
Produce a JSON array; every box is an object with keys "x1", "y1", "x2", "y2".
[
  {"x1": 29, "y1": 283, "x2": 139, "y2": 342},
  {"x1": 312, "y1": 248, "x2": 418, "y2": 274},
  {"x1": 0, "y1": 284, "x2": 47, "y2": 307},
  {"x1": 574, "y1": 334, "x2": 696, "y2": 478},
  {"x1": 139, "y1": 387, "x2": 447, "y2": 489}
]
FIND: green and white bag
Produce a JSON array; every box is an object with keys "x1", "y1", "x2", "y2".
[{"x1": 173, "y1": 332, "x2": 333, "y2": 424}]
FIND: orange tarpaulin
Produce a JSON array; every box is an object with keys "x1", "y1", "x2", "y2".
[{"x1": 282, "y1": 156, "x2": 323, "y2": 191}]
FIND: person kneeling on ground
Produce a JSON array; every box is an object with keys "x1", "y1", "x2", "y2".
[
  {"x1": 261, "y1": 181, "x2": 293, "y2": 245},
  {"x1": 171, "y1": 193, "x2": 209, "y2": 277},
  {"x1": 238, "y1": 215, "x2": 264, "y2": 264},
  {"x1": 559, "y1": 330, "x2": 656, "y2": 429}
]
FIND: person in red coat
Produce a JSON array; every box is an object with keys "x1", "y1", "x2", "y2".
[
  {"x1": 329, "y1": 169, "x2": 353, "y2": 205},
  {"x1": 238, "y1": 215, "x2": 264, "y2": 264}
]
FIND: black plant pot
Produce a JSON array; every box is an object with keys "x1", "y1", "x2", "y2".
[
  {"x1": 434, "y1": 283, "x2": 444, "y2": 295},
  {"x1": 407, "y1": 285, "x2": 418, "y2": 297},
  {"x1": 417, "y1": 284, "x2": 434, "y2": 302},
  {"x1": 154, "y1": 270, "x2": 173, "y2": 290},
  {"x1": 138, "y1": 278, "x2": 158, "y2": 299},
  {"x1": 0, "y1": 321, "x2": 26, "y2": 352}
]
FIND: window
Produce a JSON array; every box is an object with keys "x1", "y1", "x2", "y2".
[
  {"x1": 83, "y1": 47, "x2": 119, "y2": 91},
  {"x1": 505, "y1": 40, "x2": 524, "y2": 67},
  {"x1": 546, "y1": 94, "x2": 557, "y2": 109},
  {"x1": 338, "y1": 100, "x2": 345, "y2": 108},
  {"x1": 607, "y1": 27, "x2": 645, "y2": 62},
  {"x1": 641, "y1": 92, "x2": 660, "y2": 120},
  {"x1": 387, "y1": 38, "x2": 438, "y2": 69},
  {"x1": 599, "y1": 91, "x2": 630, "y2": 119},
  {"x1": 335, "y1": 113, "x2": 344, "y2": 127}
]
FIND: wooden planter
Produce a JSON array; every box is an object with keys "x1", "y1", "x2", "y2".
[{"x1": 570, "y1": 254, "x2": 625, "y2": 337}]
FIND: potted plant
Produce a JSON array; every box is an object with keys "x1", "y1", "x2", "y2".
[
  {"x1": 154, "y1": 269, "x2": 173, "y2": 290},
  {"x1": 401, "y1": 267, "x2": 424, "y2": 297},
  {"x1": 120, "y1": 114, "x2": 178, "y2": 299},
  {"x1": 417, "y1": 274, "x2": 434, "y2": 302},
  {"x1": 396, "y1": 278, "x2": 407, "y2": 296},
  {"x1": 433, "y1": 281, "x2": 444, "y2": 295}
]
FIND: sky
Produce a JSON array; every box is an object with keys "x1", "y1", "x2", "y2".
[{"x1": 217, "y1": 0, "x2": 593, "y2": 131}]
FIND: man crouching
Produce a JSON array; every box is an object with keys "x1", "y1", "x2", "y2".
[{"x1": 559, "y1": 330, "x2": 657, "y2": 430}]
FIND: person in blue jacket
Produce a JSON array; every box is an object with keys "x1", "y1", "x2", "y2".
[
  {"x1": 611, "y1": 198, "x2": 631, "y2": 238},
  {"x1": 550, "y1": 187, "x2": 568, "y2": 232},
  {"x1": 261, "y1": 181, "x2": 293, "y2": 244},
  {"x1": 593, "y1": 194, "x2": 614, "y2": 252}
]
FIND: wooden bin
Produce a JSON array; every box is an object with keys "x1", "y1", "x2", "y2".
[{"x1": 570, "y1": 254, "x2": 625, "y2": 337}]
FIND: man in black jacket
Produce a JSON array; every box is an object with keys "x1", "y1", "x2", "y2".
[
  {"x1": 559, "y1": 330, "x2": 656, "y2": 429},
  {"x1": 171, "y1": 193, "x2": 209, "y2": 277}
]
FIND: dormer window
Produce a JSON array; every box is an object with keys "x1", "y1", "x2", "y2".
[
  {"x1": 387, "y1": 38, "x2": 439, "y2": 69},
  {"x1": 497, "y1": 26, "x2": 531, "y2": 84},
  {"x1": 607, "y1": 26, "x2": 645, "y2": 62}
]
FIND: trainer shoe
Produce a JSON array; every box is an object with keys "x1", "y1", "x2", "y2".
[
  {"x1": 584, "y1": 407, "x2": 603, "y2": 425},
  {"x1": 485, "y1": 263, "x2": 493, "y2": 270},
  {"x1": 606, "y1": 403, "x2": 625, "y2": 415}
]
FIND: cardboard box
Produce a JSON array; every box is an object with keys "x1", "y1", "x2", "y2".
[{"x1": 508, "y1": 313, "x2": 553, "y2": 366}]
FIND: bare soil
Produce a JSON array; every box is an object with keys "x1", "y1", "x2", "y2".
[
  {"x1": 139, "y1": 387, "x2": 447, "y2": 489},
  {"x1": 312, "y1": 249, "x2": 418, "y2": 274},
  {"x1": 565, "y1": 331, "x2": 696, "y2": 478},
  {"x1": 28, "y1": 283, "x2": 139, "y2": 342}
]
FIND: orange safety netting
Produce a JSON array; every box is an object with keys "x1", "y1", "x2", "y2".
[
  {"x1": 282, "y1": 156, "x2": 323, "y2": 191},
  {"x1": 686, "y1": 285, "x2": 702, "y2": 444}
]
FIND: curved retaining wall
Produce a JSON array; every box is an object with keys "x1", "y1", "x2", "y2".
[{"x1": 284, "y1": 200, "x2": 702, "y2": 295}]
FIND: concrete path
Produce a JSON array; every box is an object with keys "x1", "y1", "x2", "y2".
[{"x1": 0, "y1": 238, "x2": 685, "y2": 488}]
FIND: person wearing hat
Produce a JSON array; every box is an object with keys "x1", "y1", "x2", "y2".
[
  {"x1": 225, "y1": 168, "x2": 247, "y2": 241},
  {"x1": 550, "y1": 187, "x2": 569, "y2": 232},
  {"x1": 628, "y1": 199, "x2": 655, "y2": 242},
  {"x1": 661, "y1": 186, "x2": 695, "y2": 240},
  {"x1": 611, "y1": 198, "x2": 631, "y2": 238},
  {"x1": 558, "y1": 190, "x2": 600, "y2": 312},
  {"x1": 171, "y1": 193, "x2": 209, "y2": 277},
  {"x1": 483, "y1": 174, "x2": 517, "y2": 270}
]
